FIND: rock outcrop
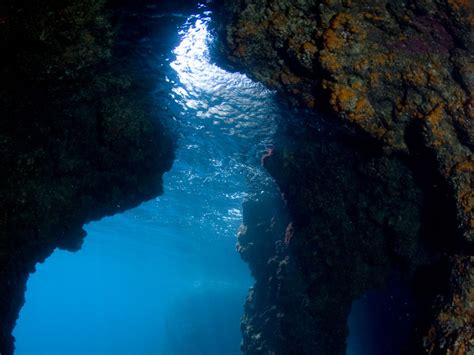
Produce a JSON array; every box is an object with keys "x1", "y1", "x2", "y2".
[
  {"x1": 238, "y1": 118, "x2": 431, "y2": 354},
  {"x1": 216, "y1": 0, "x2": 473, "y2": 353},
  {"x1": 0, "y1": 1, "x2": 174, "y2": 354}
]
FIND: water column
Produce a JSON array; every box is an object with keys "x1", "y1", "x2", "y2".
[{"x1": 14, "y1": 9, "x2": 280, "y2": 355}]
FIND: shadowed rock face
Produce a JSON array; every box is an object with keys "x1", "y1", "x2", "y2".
[
  {"x1": 215, "y1": 0, "x2": 473, "y2": 353},
  {"x1": 0, "y1": 1, "x2": 174, "y2": 354},
  {"x1": 238, "y1": 118, "x2": 428, "y2": 355},
  {"x1": 218, "y1": 0, "x2": 473, "y2": 242}
]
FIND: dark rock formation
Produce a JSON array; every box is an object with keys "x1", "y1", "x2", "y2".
[
  {"x1": 216, "y1": 0, "x2": 473, "y2": 353},
  {"x1": 0, "y1": 1, "x2": 174, "y2": 354},
  {"x1": 423, "y1": 255, "x2": 473, "y2": 354},
  {"x1": 239, "y1": 118, "x2": 430, "y2": 354},
  {"x1": 218, "y1": 0, "x2": 473, "y2": 242}
]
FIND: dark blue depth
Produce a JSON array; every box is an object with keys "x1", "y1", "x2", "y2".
[
  {"x1": 12, "y1": 4, "x2": 416, "y2": 355},
  {"x1": 14, "y1": 7, "x2": 275, "y2": 355}
]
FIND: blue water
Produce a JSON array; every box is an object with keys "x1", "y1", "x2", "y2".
[
  {"x1": 347, "y1": 276, "x2": 416, "y2": 355},
  {"x1": 13, "y1": 9, "x2": 278, "y2": 355},
  {"x1": 12, "y1": 5, "x2": 413, "y2": 355}
]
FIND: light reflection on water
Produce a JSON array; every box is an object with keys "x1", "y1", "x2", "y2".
[
  {"x1": 170, "y1": 14, "x2": 275, "y2": 131},
  {"x1": 159, "y1": 13, "x2": 279, "y2": 240},
  {"x1": 14, "y1": 9, "x2": 280, "y2": 355},
  {"x1": 9, "y1": 6, "x2": 403, "y2": 355}
]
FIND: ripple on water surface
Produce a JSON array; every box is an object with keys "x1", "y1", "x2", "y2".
[{"x1": 14, "y1": 9, "x2": 280, "y2": 355}]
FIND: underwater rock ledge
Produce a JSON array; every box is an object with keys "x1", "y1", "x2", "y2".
[
  {"x1": 215, "y1": 0, "x2": 473, "y2": 354},
  {"x1": 0, "y1": 1, "x2": 174, "y2": 354}
]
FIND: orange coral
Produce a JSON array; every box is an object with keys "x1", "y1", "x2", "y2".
[
  {"x1": 270, "y1": 12, "x2": 288, "y2": 32},
  {"x1": 319, "y1": 52, "x2": 342, "y2": 72},
  {"x1": 447, "y1": 0, "x2": 473, "y2": 10},
  {"x1": 453, "y1": 159, "x2": 474, "y2": 174},
  {"x1": 323, "y1": 13, "x2": 365, "y2": 51},
  {"x1": 323, "y1": 28, "x2": 344, "y2": 50},
  {"x1": 329, "y1": 83, "x2": 374, "y2": 121},
  {"x1": 301, "y1": 41, "x2": 317, "y2": 54},
  {"x1": 369, "y1": 72, "x2": 381, "y2": 85},
  {"x1": 425, "y1": 104, "x2": 445, "y2": 126}
]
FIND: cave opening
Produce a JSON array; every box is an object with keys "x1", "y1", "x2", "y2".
[
  {"x1": 4, "y1": 1, "x2": 458, "y2": 355},
  {"x1": 12, "y1": 6, "x2": 276, "y2": 355}
]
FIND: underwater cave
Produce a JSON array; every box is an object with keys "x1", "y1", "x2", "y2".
[{"x1": 1, "y1": 1, "x2": 472, "y2": 355}]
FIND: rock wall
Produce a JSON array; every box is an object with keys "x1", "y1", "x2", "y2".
[
  {"x1": 238, "y1": 119, "x2": 427, "y2": 354},
  {"x1": 216, "y1": 0, "x2": 473, "y2": 354},
  {"x1": 0, "y1": 1, "x2": 174, "y2": 354}
]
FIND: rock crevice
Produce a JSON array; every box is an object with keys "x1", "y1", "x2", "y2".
[{"x1": 216, "y1": 0, "x2": 473, "y2": 353}]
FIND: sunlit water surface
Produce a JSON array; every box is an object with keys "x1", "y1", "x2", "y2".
[
  {"x1": 12, "y1": 5, "x2": 408, "y2": 355},
  {"x1": 14, "y1": 9, "x2": 278, "y2": 355}
]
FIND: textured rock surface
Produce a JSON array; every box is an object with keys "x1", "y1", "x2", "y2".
[
  {"x1": 0, "y1": 1, "x2": 174, "y2": 354},
  {"x1": 218, "y1": 0, "x2": 473, "y2": 242},
  {"x1": 216, "y1": 0, "x2": 473, "y2": 354},
  {"x1": 423, "y1": 255, "x2": 474, "y2": 354},
  {"x1": 239, "y1": 119, "x2": 430, "y2": 354}
]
